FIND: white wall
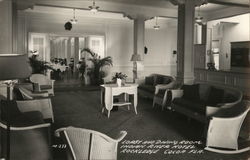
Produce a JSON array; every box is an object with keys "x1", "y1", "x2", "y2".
[
  {"x1": 144, "y1": 27, "x2": 177, "y2": 76},
  {"x1": 207, "y1": 13, "x2": 250, "y2": 70},
  {"x1": 0, "y1": 1, "x2": 12, "y2": 54},
  {"x1": 19, "y1": 11, "x2": 178, "y2": 80}
]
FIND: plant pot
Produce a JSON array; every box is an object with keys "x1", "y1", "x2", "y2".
[{"x1": 116, "y1": 78, "x2": 122, "y2": 87}]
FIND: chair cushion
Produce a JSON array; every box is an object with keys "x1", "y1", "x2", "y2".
[
  {"x1": 173, "y1": 98, "x2": 206, "y2": 114},
  {"x1": 40, "y1": 85, "x2": 52, "y2": 90},
  {"x1": 207, "y1": 87, "x2": 224, "y2": 106},
  {"x1": 138, "y1": 85, "x2": 155, "y2": 93},
  {"x1": 11, "y1": 111, "x2": 44, "y2": 127},
  {"x1": 145, "y1": 76, "x2": 154, "y2": 85},
  {"x1": 181, "y1": 84, "x2": 200, "y2": 101}
]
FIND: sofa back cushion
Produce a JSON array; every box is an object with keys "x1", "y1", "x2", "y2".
[
  {"x1": 207, "y1": 87, "x2": 224, "y2": 106},
  {"x1": 145, "y1": 76, "x2": 155, "y2": 85},
  {"x1": 155, "y1": 75, "x2": 173, "y2": 85},
  {"x1": 199, "y1": 84, "x2": 211, "y2": 102},
  {"x1": 181, "y1": 84, "x2": 200, "y2": 101},
  {"x1": 155, "y1": 76, "x2": 164, "y2": 84}
]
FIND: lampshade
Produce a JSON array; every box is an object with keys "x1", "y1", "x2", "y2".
[
  {"x1": 130, "y1": 54, "x2": 142, "y2": 61},
  {"x1": 0, "y1": 54, "x2": 32, "y2": 80}
]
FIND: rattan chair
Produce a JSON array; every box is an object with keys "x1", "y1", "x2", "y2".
[
  {"x1": 205, "y1": 107, "x2": 250, "y2": 154},
  {"x1": 55, "y1": 127, "x2": 127, "y2": 160},
  {"x1": 30, "y1": 74, "x2": 55, "y2": 96},
  {"x1": 18, "y1": 85, "x2": 49, "y2": 100},
  {"x1": 0, "y1": 100, "x2": 52, "y2": 160}
]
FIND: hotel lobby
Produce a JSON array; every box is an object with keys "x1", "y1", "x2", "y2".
[{"x1": 0, "y1": 0, "x2": 250, "y2": 160}]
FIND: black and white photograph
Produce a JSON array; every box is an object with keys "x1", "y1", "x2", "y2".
[{"x1": 0, "y1": 0, "x2": 249, "y2": 159}]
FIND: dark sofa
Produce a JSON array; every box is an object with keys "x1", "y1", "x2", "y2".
[
  {"x1": 138, "y1": 74, "x2": 175, "y2": 99},
  {"x1": 170, "y1": 83, "x2": 243, "y2": 123}
]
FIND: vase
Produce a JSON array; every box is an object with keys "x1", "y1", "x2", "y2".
[{"x1": 116, "y1": 78, "x2": 122, "y2": 87}]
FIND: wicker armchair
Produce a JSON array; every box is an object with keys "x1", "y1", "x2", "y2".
[
  {"x1": 17, "y1": 85, "x2": 49, "y2": 100},
  {"x1": 0, "y1": 100, "x2": 52, "y2": 160},
  {"x1": 55, "y1": 127, "x2": 127, "y2": 160},
  {"x1": 16, "y1": 98, "x2": 54, "y2": 122},
  {"x1": 205, "y1": 106, "x2": 250, "y2": 154},
  {"x1": 30, "y1": 74, "x2": 55, "y2": 96}
]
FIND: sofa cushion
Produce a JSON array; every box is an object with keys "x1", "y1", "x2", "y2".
[
  {"x1": 145, "y1": 76, "x2": 155, "y2": 85},
  {"x1": 182, "y1": 84, "x2": 200, "y2": 101},
  {"x1": 172, "y1": 98, "x2": 206, "y2": 114},
  {"x1": 199, "y1": 84, "x2": 211, "y2": 102},
  {"x1": 138, "y1": 85, "x2": 155, "y2": 93},
  {"x1": 207, "y1": 87, "x2": 224, "y2": 106},
  {"x1": 223, "y1": 93, "x2": 237, "y2": 103},
  {"x1": 155, "y1": 76, "x2": 164, "y2": 84},
  {"x1": 163, "y1": 77, "x2": 172, "y2": 84}
]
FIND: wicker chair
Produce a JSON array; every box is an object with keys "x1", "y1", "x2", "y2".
[
  {"x1": 205, "y1": 106, "x2": 250, "y2": 154},
  {"x1": 17, "y1": 85, "x2": 49, "y2": 100},
  {"x1": 30, "y1": 74, "x2": 55, "y2": 96},
  {"x1": 16, "y1": 98, "x2": 54, "y2": 122},
  {"x1": 0, "y1": 100, "x2": 52, "y2": 160},
  {"x1": 55, "y1": 127, "x2": 127, "y2": 160}
]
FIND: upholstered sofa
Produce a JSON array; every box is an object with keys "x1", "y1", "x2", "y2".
[
  {"x1": 169, "y1": 83, "x2": 243, "y2": 123},
  {"x1": 138, "y1": 74, "x2": 175, "y2": 99}
]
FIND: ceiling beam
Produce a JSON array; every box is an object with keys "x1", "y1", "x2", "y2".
[{"x1": 208, "y1": 0, "x2": 250, "y2": 8}]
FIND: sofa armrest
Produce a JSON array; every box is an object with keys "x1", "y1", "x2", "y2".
[
  {"x1": 155, "y1": 82, "x2": 175, "y2": 94},
  {"x1": 170, "y1": 89, "x2": 183, "y2": 100},
  {"x1": 216, "y1": 100, "x2": 240, "y2": 109}
]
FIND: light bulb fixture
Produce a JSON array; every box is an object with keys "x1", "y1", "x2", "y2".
[
  {"x1": 195, "y1": 6, "x2": 204, "y2": 25},
  {"x1": 89, "y1": 0, "x2": 100, "y2": 13},
  {"x1": 70, "y1": 9, "x2": 78, "y2": 24},
  {"x1": 153, "y1": 16, "x2": 160, "y2": 30}
]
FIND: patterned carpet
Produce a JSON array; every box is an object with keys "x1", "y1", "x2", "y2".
[{"x1": 51, "y1": 89, "x2": 250, "y2": 160}]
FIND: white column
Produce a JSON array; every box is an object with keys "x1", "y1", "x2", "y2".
[
  {"x1": 67, "y1": 37, "x2": 71, "y2": 65},
  {"x1": 176, "y1": 0, "x2": 196, "y2": 84},
  {"x1": 74, "y1": 37, "x2": 79, "y2": 72},
  {"x1": 132, "y1": 16, "x2": 145, "y2": 82}
]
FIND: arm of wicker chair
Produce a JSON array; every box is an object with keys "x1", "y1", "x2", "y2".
[
  {"x1": 112, "y1": 131, "x2": 127, "y2": 142},
  {"x1": 19, "y1": 86, "x2": 49, "y2": 100},
  {"x1": 155, "y1": 81, "x2": 175, "y2": 94}
]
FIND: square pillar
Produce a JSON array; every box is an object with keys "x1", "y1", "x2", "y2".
[
  {"x1": 132, "y1": 16, "x2": 145, "y2": 82},
  {"x1": 176, "y1": 0, "x2": 196, "y2": 84}
]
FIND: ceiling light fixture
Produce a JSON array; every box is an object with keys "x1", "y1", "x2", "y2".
[
  {"x1": 153, "y1": 16, "x2": 160, "y2": 30},
  {"x1": 70, "y1": 9, "x2": 78, "y2": 24},
  {"x1": 195, "y1": 6, "x2": 205, "y2": 25},
  {"x1": 89, "y1": 0, "x2": 99, "y2": 13}
]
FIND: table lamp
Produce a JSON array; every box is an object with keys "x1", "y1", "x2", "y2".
[
  {"x1": 0, "y1": 54, "x2": 31, "y2": 160},
  {"x1": 130, "y1": 54, "x2": 141, "y2": 83}
]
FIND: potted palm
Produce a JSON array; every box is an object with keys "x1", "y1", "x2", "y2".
[
  {"x1": 29, "y1": 55, "x2": 53, "y2": 74},
  {"x1": 81, "y1": 48, "x2": 113, "y2": 85}
]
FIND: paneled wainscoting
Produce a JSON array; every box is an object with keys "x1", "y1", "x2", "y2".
[{"x1": 194, "y1": 68, "x2": 250, "y2": 97}]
